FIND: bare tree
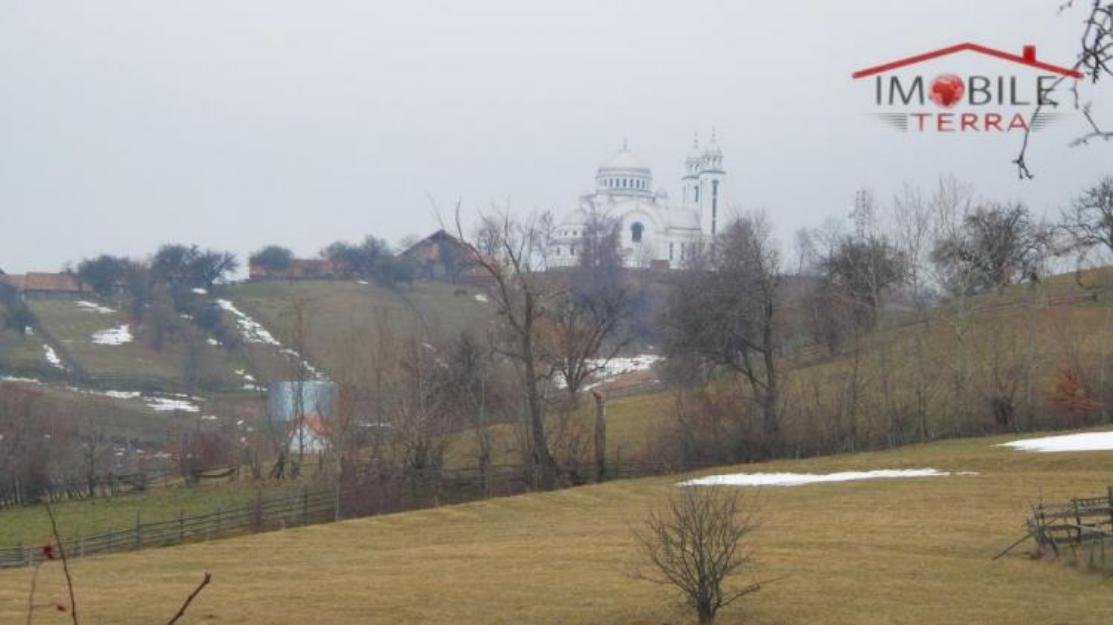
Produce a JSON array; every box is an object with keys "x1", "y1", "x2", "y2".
[
  {"x1": 634, "y1": 486, "x2": 763, "y2": 624},
  {"x1": 1014, "y1": 1, "x2": 1112, "y2": 178},
  {"x1": 660, "y1": 213, "x2": 784, "y2": 451},
  {"x1": 891, "y1": 183, "x2": 940, "y2": 440},
  {"x1": 458, "y1": 206, "x2": 562, "y2": 489},
  {"x1": 1062, "y1": 176, "x2": 1113, "y2": 263},
  {"x1": 275, "y1": 297, "x2": 318, "y2": 479},
  {"x1": 931, "y1": 202, "x2": 1047, "y2": 296},
  {"x1": 445, "y1": 330, "x2": 510, "y2": 495},
  {"x1": 549, "y1": 209, "x2": 633, "y2": 397}
]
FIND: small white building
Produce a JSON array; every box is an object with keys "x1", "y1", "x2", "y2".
[{"x1": 549, "y1": 132, "x2": 726, "y2": 269}]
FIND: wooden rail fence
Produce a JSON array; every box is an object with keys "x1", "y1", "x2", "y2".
[
  {"x1": 0, "y1": 459, "x2": 711, "y2": 569},
  {"x1": 996, "y1": 486, "x2": 1113, "y2": 574},
  {"x1": 0, "y1": 487, "x2": 339, "y2": 569}
]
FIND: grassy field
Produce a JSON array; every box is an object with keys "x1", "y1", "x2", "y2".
[
  {"x1": 0, "y1": 480, "x2": 301, "y2": 547},
  {"x1": 26, "y1": 298, "x2": 246, "y2": 390},
  {"x1": 3, "y1": 431, "x2": 1112, "y2": 624},
  {"x1": 0, "y1": 301, "x2": 54, "y2": 375},
  {"x1": 226, "y1": 279, "x2": 494, "y2": 376}
]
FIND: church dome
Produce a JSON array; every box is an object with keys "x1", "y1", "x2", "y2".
[
  {"x1": 595, "y1": 141, "x2": 653, "y2": 195},
  {"x1": 701, "y1": 130, "x2": 724, "y2": 171},
  {"x1": 600, "y1": 148, "x2": 650, "y2": 172}
]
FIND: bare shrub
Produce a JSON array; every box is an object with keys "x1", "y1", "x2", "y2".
[{"x1": 634, "y1": 486, "x2": 763, "y2": 624}]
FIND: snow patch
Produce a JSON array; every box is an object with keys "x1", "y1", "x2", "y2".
[
  {"x1": 1000, "y1": 431, "x2": 1113, "y2": 453},
  {"x1": 91, "y1": 324, "x2": 133, "y2": 346},
  {"x1": 593, "y1": 354, "x2": 662, "y2": 378},
  {"x1": 144, "y1": 397, "x2": 201, "y2": 413},
  {"x1": 216, "y1": 299, "x2": 280, "y2": 345},
  {"x1": 192, "y1": 288, "x2": 208, "y2": 295},
  {"x1": 75, "y1": 300, "x2": 116, "y2": 314},
  {"x1": 679, "y1": 468, "x2": 955, "y2": 488},
  {"x1": 474, "y1": 293, "x2": 489, "y2": 303},
  {"x1": 234, "y1": 368, "x2": 265, "y2": 391},
  {"x1": 565, "y1": 354, "x2": 663, "y2": 390},
  {"x1": 102, "y1": 390, "x2": 141, "y2": 400},
  {"x1": 1, "y1": 375, "x2": 44, "y2": 385},
  {"x1": 43, "y1": 345, "x2": 65, "y2": 369}
]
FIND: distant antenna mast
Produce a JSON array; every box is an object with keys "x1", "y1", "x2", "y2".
[{"x1": 851, "y1": 189, "x2": 873, "y2": 240}]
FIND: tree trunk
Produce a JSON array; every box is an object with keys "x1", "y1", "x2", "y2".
[
  {"x1": 592, "y1": 390, "x2": 607, "y2": 482},
  {"x1": 522, "y1": 335, "x2": 557, "y2": 490}
]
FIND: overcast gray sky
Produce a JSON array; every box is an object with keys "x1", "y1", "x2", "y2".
[{"x1": 1, "y1": 0, "x2": 1110, "y2": 274}]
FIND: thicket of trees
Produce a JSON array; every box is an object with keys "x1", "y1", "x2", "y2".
[
  {"x1": 12, "y1": 175, "x2": 1113, "y2": 505},
  {"x1": 649, "y1": 175, "x2": 1113, "y2": 469}
]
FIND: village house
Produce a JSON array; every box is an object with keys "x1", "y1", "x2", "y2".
[
  {"x1": 248, "y1": 258, "x2": 336, "y2": 281},
  {"x1": 398, "y1": 230, "x2": 489, "y2": 282},
  {"x1": 0, "y1": 272, "x2": 91, "y2": 299}
]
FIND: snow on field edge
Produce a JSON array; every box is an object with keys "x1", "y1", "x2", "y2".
[
  {"x1": 999, "y1": 431, "x2": 1113, "y2": 453},
  {"x1": 216, "y1": 299, "x2": 280, "y2": 345},
  {"x1": 75, "y1": 300, "x2": 116, "y2": 314},
  {"x1": 43, "y1": 345, "x2": 65, "y2": 369},
  {"x1": 679, "y1": 468, "x2": 957, "y2": 487},
  {"x1": 91, "y1": 324, "x2": 133, "y2": 345}
]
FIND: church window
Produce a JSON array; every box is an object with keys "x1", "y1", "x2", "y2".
[
  {"x1": 570, "y1": 245, "x2": 576, "y2": 256},
  {"x1": 669, "y1": 242, "x2": 674, "y2": 260},
  {"x1": 694, "y1": 185, "x2": 700, "y2": 203},
  {"x1": 711, "y1": 180, "x2": 719, "y2": 235},
  {"x1": 631, "y1": 222, "x2": 644, "y2": 243}
]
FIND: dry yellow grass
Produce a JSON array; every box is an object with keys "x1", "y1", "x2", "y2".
[{"x1": 4, "y1": 431, "x2": 1113, "y2": 624}]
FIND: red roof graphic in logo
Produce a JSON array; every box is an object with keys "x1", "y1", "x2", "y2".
[{"x1": 852, "y1": 43, "x2": 1083, "y2": 79}]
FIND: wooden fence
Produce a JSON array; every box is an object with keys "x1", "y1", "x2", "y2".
[
  {"x1": 1005, "y1": 486, "x2": 1113, "y2": 574},
  {"x1": 0, "y1": 487, "x2": 339, "y2": 569},
  {"x1": 0, "y1": 469, "x2": 175, "y2": 510},
  {"x1": 0, "y1": 460, "x2": 704, "y2": 569},
  {"x1": 1028, "y1": 487, "x2": 1108, "y2": 569}
]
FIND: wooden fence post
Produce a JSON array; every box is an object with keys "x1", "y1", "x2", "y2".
[
  {"x1": 178, "y1": 510, "x2": 185, "y2": 543},
  {"x1": 134, "y1": 511, "x2": 142, "y2": 550},
  {"x1": 1108, "y1": 486, "x2": 1113, "y2": 530},
  {"x1": 253, "y1": 489, "x2": 263, "y2": 532},
  {"x1": 592, "y1": 390, "x2": 607, "y2": 483}
]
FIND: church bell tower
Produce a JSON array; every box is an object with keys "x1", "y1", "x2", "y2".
[{"x1": 696, "y1": 129, "x2": 725, "y2": 238}]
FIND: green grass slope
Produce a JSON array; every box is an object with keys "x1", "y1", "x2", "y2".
[
  {"x1": 225, "y1": 279, "x2": 494, "y2": 376},
  {"x1": 2, "y1": 431, "x2": 1111, "y2": 624},
  {"x1": 26, "y1": 299, "x2": 246, "y2": 391},
  {"x1": 0, "y1": 302, "x2": 52, "y2": 377}
]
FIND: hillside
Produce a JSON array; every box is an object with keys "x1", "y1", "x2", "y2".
[
  {"x1": 223, "y1": 278, "x2": 495, "y2": 376},
  {"x1": 0, "y1": 279, "x2": 500, "y2": 441},
  {"x1": 2, "y1": 430, "x2": 1111, "y2": 624},
  {"x1": 6, "y1": 269, "x2": 1113, "y2": 459}
]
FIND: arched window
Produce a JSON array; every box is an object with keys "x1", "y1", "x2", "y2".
[{"x1": 631, "y1": 222, "x2": 644, "y2": 243}]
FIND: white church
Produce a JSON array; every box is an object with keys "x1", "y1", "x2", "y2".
[{"x1": 548, "y1": 131, "x2": 726, "y2": 269}]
